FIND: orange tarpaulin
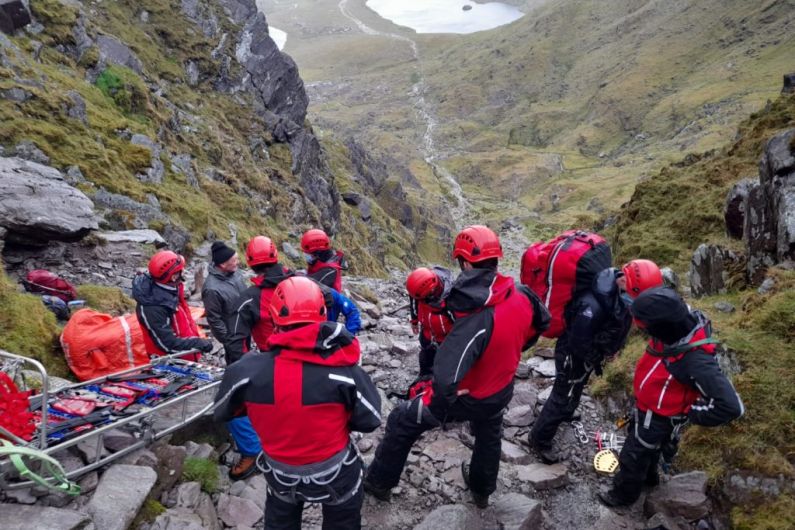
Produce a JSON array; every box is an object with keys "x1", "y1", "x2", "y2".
[{"x1": 60, "y1": 309, "x2": 150, "y2": 381}]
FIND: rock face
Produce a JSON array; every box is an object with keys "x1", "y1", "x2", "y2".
[
  {"x1": 644, "y1": 471, "x2": 710, "y2": 521},
  {"x1": 86, "y1": 464, "x2": 157, "y2": 530},
  {"x1": 96, "y1": 35, "x2": 143, "y2": 73},
  {"x1": 689, "y1": 243, "x2": 740, "y2": 296},
  {"x1": 724, "y1": 178, "x2": 754, "y2": 239},
  {"x1": 745, "y1": 128, "x2": 795, "y2": 282},
  {"x1": 784, "y1": 73, "x2": 795, "y2": 94},
  {"x1": 0, "y1": 157, "x2": 97, "y2": 244}
]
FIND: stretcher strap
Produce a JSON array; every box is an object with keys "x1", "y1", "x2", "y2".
[{"x1": 0, "y1": 440, "x2": 81, "y2": 495}]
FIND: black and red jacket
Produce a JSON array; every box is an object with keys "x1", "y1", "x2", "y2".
[
  {"x1": 213, "y1": 321, "x2": 382, "y2": 465},
  {"x1": 225, "y1": 264, "x2": 293, "y2": 364},
  {"x1": 409, "y1": 266, "x2": 455, "y2": 345},
  {"x1": 634, "y1": 311, "x2": 744, "y2": 426},
  {"x1": 307, "y1": 250, "x2": 347, "y2": 292},
  {"x1": 428, "y1": 268, "x2": 542, "y2": 418}
]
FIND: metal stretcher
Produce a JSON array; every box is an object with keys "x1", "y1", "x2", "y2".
[{"x1": 0, "y1": 349, "x2": 223, "y2": 492}]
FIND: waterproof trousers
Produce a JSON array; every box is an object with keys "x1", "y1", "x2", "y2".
[
  {"x1": 417, "y1": 334, "x2": 436, "y2": 376},
  {"x1": 611, "y1": 408, "x2": 684, "y2": 504},
  {"x1": 227, "y1": 416, "x2": 262, "y2": 457},
  {"x1": 262, "y1": 451, "x2": 363, "y2": 530},
  {"x1": 366, "y1": 395, "x2": 506, "y2": 497},
  {"x1": 530, "y1": 336, "x2": 593, "y2": 449}
]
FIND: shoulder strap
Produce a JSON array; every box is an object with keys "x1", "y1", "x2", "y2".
[{"x1": 648, "y1": 338, "x2": 720, "y2": 356}]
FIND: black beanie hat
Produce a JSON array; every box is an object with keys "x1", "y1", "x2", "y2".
[
  {"x1": 631, "y1": 287, "x2": 696, "y2": 343},
  {"x1": 211, "y1": 241, "x2": 235, "y2": 266}
]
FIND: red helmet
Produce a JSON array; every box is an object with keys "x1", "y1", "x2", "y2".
[
  {"x1": 622, "y1": 259, "x2": 663, "y2": 298},
  {"x1": 246, "y1": 236, "x2": 278, "y2": 266},
  {"x1": 148, "y1": 250, "x2": 185, "y2": 283},
  {"x1": 452, "y1": 225, "x2": 503, "y2": 263},
  {"x1": 300, "y1": 229, "x2": 331, "y2": 253},
  {"x1": 406, "y1": 267, "x2": 442, "y2": 301},
  {"x1": 269, "y1": 276, "x2": 327, "y2": 327}
]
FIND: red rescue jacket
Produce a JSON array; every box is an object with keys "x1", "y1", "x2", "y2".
[{"x1": 307, "y1": 251, "x2": 346, "y2": 292}]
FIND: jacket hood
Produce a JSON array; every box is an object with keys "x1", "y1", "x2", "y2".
[
  {"x1": 646, "y1": 310, "x2": 710, "y2": 357},
  {"x1": 446, "y1": 269, "x2": 515, "y2": 313},
  {"x1": 132, "y1": 273, "x2": 178, "y2": 310},
  {"x1": 266, "y1": 321, "x2": 360, "y2": 366},
  {"x1": 252, "y1": 263, "x2": 294, "y2": 288},
  {"x1": 592, "y1": 267, "x2": 628, "y2": 316}
]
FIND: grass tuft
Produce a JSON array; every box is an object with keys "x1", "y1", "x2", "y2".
[{"x1": 182, "y1": 457, "x2": 219, "y2": 493}]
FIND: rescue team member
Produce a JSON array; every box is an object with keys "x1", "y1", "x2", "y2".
[
  {"x1": 214, "y1": 277, "x2": 381, "y2": 529},
  {"x1": 530, "y1": 259, "x2": 662, "y2": 463},
  {"x1": 301, "y1": 228, "x2": 347, "y2": 292},
  {"x1": 600, "y1": 287, "x2": 744, "y2": 506},
  {"x1": 201, "y1": 241, "x2": 247, "y2": 346},
  {"x1": 201, "y1": 240, "x2": 261, "y2": 480},
  {"x1": 133, "y1": 250, "x2": 213, "y2": 360},
  {"x1": 364, "y1": 226, "x2": 547, "y2": 508},
  {"x1": 406, "y1": 266, "x2": 454, "y2": 377}
]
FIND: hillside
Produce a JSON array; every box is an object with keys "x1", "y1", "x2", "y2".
[{"x1": 0, "y1": 0, "x2": 439, "y2": 277}]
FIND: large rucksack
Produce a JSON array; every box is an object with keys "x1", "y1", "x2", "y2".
[
  {"x1": 520, "y1": 230, "x2": 612, "y2": 338},
  {"x1": 22, "y1": 270, "x2": 78, "y2": 303}
]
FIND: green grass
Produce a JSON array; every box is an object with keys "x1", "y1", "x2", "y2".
[
  {"x1": 130, "y1": 498, "x2": 166, "y2": 527},
  {"x1": 76, "y1": 285, "x2": 136, "y2": 315},
  {"x1": 182, "y1": 457, "x2": 219, "y2": 493}
]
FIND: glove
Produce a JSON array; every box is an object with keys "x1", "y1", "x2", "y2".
[
  {"x1": 198, "y1": 340, "x2": 214, "y2": 353},
  {"x1": 408, "y1": 377, "x2": 434, "y2": 402}
]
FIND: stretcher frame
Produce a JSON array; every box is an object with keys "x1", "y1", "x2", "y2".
[{"x1": 0, "y1": 349, "x2": 221, "y2": 492}]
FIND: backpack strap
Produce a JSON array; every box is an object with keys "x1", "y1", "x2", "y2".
[{"x1": 647, "y1": 338, "x2": 721, "y2": 356}]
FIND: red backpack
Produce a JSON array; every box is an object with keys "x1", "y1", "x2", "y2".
[
  {"x1": 22, "y1": 270, "x2": 78, "y2": 303},
  {"x1": 520, "y1": 230, "x2": 612, "y2": 338}
]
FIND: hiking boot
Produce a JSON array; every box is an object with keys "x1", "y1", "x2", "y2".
[
  {"x1": 645, "y1": 470, "x2": 660, "y2": 487},
  {"x1": 529, "y1": 440, "x2": 561, "y2": 464},
  {"x1": 363, "y1": 477, "x2": 392, "y2": 502},
  {"x1": 461, "y1": 462, "x2": 489, "y2": 509},
  {"x1": 598, "y1": 488, "x2": 633, "y2": 507},
  {"x1": 228, "y1": 455, "x2": 257, "y2": 481}
]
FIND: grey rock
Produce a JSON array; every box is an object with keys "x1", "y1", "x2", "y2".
[
  {"x1": 93, "y1": 187, "x2": 168, "y2": 227},
  {"x1": 414, "y1": 504, "x2": 480, "y2": 530},
  {"x1": 281, "y1": 241, "x2": 300, "y2": 260},
  {"x1": 98, "y1": 229, "x2": 166, "y2": 246},
  {"x1": 341, "y1": 192, "x2": 362, "y2": 205},
  {"x1": 537, "y1": 386, "x2": 553, "y2": 404},
  {"x1": 78, "y1": 471, "x2": 99, "y2": 495},
  {"x1": 713, "y1": 301, "x2": 735, "y2": 313},
  {"x1": 646, "y1": 512, "x2": 690, "y2": 530},
  {"x1": 757, "y1": 277, "x2": 776, "y2": 295},
  {"x1": 0, "y1": 505, "x2": 92, "y2": 530},
  {"x1": 65, "y1": 90, "x2": 87, "y2": 124},
  {"x1": 120, "y1": 448, "x2": 159, "y2": 468},
  {"x1": 77, "y1": 438, "x2": 110, "y2": 462},
  {"x1": 509, "y1": 384, "x2": 538, "y2": 410},
  {"x1": 217, "y1": 494, "x2": 262, "y2": 527},
  {"x1": 163, "y1": 223, "x2": 192, "y2": 254},
  {"x1": 422, "y1": 437, "x2": 471, "y2": 468},
  {"x1": 661, "y1": 267, "x2": 680, "y2": 291},
  {"x1": 170, "y1": 153, "x2": 198, "y2": 188},
  {"x1": 239, "y1": 483, "x2": 266, "y2": 511},
  {"x1": 87, "y1": 464, "x2": 157, "y2": 530},
  {"x1": 724, "y1": 178, "x2": 754, "y2": 239},
  {"x1": 504, "y1": 405, "x2": 534, "y2": 427},
  {"x1": 689, "y1": 244, "x2": 739, "y2": 296},
  {"x1": 514, "y1": 361, "x2": 532, "y2": 379},
  {"x1": 185, "y1": 441, "x2": 215, "y2": 460},
  {"x1": 13, "y1": 140, "x2": 49, "y2": 164},
  {"x1": 4, "y1": 487, "x2": 37, "y2": 504},
  {"x1": 152, "y1": 444, "x2": 187, "y2": 496},
  {"x1": 533, "y1": 347, "x2": 555, "y2": 359},
  {"x1": 759, "y1": 129, "x2": 795, "y2": 185},
  {"x1": 176, "y1": 481, "x2": 203, "y2": 510},
  {"x1": 489, "y1": 492, "x2": 543, "y2": 530},
  {"x1": 358, "y1": 197, "x2": 372, "y2": 221},
  {"x1": 644, "y1": 471, "x2": 710, "y2": 521},
  {"x1": 501, "y1": 440, "x2": 532, "y2": 465},
  {"x1": 516, "y1": 463, "x2": 569, "y2": 489},
  {"x1": 534, "y1": 359, "x2": 556, "y2": 378},
  {"x1": 358, "y1": 438, "x2": 374, "y2": 453},
  {"x1": 185, "y1": 60, "x2": 200, "y2": 86},
  {"x1": 391, "y1": 341, "x2": 417, "y2": 356},
  {"x1": 0, "y1": 158, "x2": 98, "y2": 242},
  {"x1": 131, "y1": 134, "x2": 165, "y2": 183},
  {"x1": 744, "y1": 182, "x2": 777, "y2": 283},
  {"x1": 103, "y1": 428, "x2": 137, "y2": 452},
  {"x1": 151, "y1": 509, "x2": 205, "y2": 530},
  {"x1": 1, "y1": 86, "x2": 31, "y2": 101},
  {"x1": 96, "y1": 35, "x2": 143, "y2": 73},
  {"x1": 195, "y1": 492, "x2": 221, "y2": 530},
  {"x1": 65, "y1": 165, "x2": 86, "y2": 185}
]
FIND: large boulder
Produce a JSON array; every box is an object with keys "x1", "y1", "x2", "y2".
[
  {"x1": 689, "y1": 244, "x2": 740, "y2": 296},
  {"x1": 0, "y1": 505, "x2": 91, "y2": 530},
  {"x1": 724, "y1": 178, "x2": 754, "y2": 239},
  {"x1": 414, "y1": 504, "x2": 480, "y2": 530},
  {"x1": 644, "y1": 471, "x2": 711, "y2": 521},
  {"x1": 0, "y1": 157, "x2": 97, "y2": 244},
  {"x1": 490, "y1": 493, "x2": 543, "y2": 530},
  {"x1": 86, "y1": 464, "x2": 157, "y2": 530}
]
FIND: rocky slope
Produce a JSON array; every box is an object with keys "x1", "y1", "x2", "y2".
[{"x1": 0, "y1": 0, "x2": 435, "y2": 277}]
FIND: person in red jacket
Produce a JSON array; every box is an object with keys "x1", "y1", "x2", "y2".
[
  {"x1": 132, "y1": 250, "x2": 213, "y2": 361},
  {"x1": 364, "y1": 226, "x2": 548, "y2": 508},
  {"x1": 225, "y1": 236, "x2": 293, "y2": 364},
  {"x1": 599, "y1": 287, "x2": 744, "y2": 507},
  {"x1": 214, "y1": 276, "x2": 381, "y2": 529},
  {"x1": 406, "y1": 266, "x2": 454, "y2": 376},
  {"x1": 301, "y1": 228, "x2": 347, "y2": 291}
]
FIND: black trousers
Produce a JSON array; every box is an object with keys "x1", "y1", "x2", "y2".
[
  {"x1": 530, "y1": 338, "x2": 593, "y2": 448},
  {"x1": 366, "y1": 394, "x2": 507, "y2": 497},
  {"x1": 263, "y1": 456, "x2": 363, "y2": 529},
  {"x1": 418, "y1": 334, "x2": 436, "y2": 376},
  {"x1": 611, "y1": 409, "x2": 681, "y2": 504}
]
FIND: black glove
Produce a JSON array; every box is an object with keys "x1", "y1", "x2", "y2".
[{"x1": 198, "y1": 339, "x2": 214, "y2": 353}]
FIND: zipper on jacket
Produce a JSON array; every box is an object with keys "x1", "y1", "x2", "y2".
[
  {"x1": 657, "y1": 374, "x2": 673, "y2": 409},
  {"x1": 638, "y1": 359, "x2": 661, "y2": 390}
]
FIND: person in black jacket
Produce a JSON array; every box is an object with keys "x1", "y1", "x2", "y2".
[
  {"x1": 529, "y1": 266, "x2": 638, "y2": 463},
  {"x1": 214, "y1": 276, "x2": 381, "y2": 529},
  {"x1": 599, "y1": 288, "x2": 744, "y2": 506},
  {"x1": 364, "y1": 226, "x2": 546, "y2": 509},
  {"x1": 201, "y1": 241, "x2": 247, "y2": 345}
]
